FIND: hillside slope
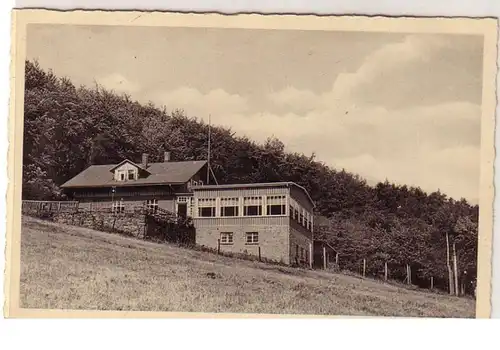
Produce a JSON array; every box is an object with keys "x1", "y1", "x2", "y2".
[{"x1": 20, "y1": 217, "x2": 475, "y2": 317}]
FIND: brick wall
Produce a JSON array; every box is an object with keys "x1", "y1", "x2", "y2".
[{"x1": 194, "y1": 217, "x2": 290, "y2": 264}]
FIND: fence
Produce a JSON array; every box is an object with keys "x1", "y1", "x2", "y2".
[
  {"x1": 22, "y1": 200, "x2": 79, "y2": 214},
  {"x1": 325, "y1": 254, "x2": 476, "y2": 297}
]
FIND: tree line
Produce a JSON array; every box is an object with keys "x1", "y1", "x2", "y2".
[{"x1": 23, "y1": 60, "x2": 479, "y2": 295}]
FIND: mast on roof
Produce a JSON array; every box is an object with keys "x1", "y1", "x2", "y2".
[
  {"x1": 207, "y1": 114, "x2": 211, "y2": 185},
  {"x1": 206, "y1": 114, "x2": 219, "y2": 186}
]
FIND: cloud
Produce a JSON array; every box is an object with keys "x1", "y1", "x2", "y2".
[
  {"x1": 330, "y1": 35, "x2": 451, "y2": 100},
  {"x1": 208, "y1": 101, "x2": 480, "y2": 202},
  {"x1": 256, "y1": 35, "x2": 482, "y2": 202},
  {"x1": 332, "y1": 145, "x2": 480, "y2": 204},
  {"x1": 96, "y1": 73, "x2": 141, "y2": 94},
  {"x1": 151, "y1": 87, "x2": 249, "y2": 118},
  {"x1": 269, "y1": 34, "x2": 482, "y2": 112}
]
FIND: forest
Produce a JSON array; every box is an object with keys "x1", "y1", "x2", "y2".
[{"x1": 22, "y1": 60, "x2": 479, "y2": 295}]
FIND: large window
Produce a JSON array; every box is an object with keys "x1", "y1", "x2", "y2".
[
  {"x1": 221, "y1": 197, "x2": 239, "y2": 217},
  {"x1": 243, "y1": 196, "x2": 262, "y2": 216},
  {"x1": 267, "y1": 195, "x2": 286, "y2": 215},
  {"x1": 246, "y1": 232, "x2": 259, "y2": 244},
  {"x1": 198, "y1": 198, "x2": 216, "y2": 217},
  {"x1": 220, "y1": 232, "x2": 234, "y2": 245}
]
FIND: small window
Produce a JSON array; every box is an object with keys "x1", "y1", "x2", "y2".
[
  {"x1": 246, "y1": 232, "x2": 259, "y2": 244},
  {"x1": 128, "y1": 170, "x2": 135, "y2": 180},
  {"x1": 120, "y1": 173, "x2": 125, "y2": 181},
  {"x1": 112, "y1": 199, "x2": 125, "y2": 213},
  {"x1": 146, "y1": 199, "x2": 158, "y2": 213},
  {"x1": 220, "y1": 232, "x2": 233, "y2": 245}
]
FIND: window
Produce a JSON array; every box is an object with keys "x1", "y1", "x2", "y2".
[
  {"x1": 246, "y1": 232, "x2": 259, "y2": 244},
  {"x1": 300, "y1": 247, "x2": 305, "y2": 261},
  {"x1": 289, "y1": 205, "x2": 295, "y2": 219},
  {"x1": 299, "y1": 209, "x2": 304, "y2": 225},
  {"x1": 220, "y1": 232, "x2": 233, "y2": 245},
  {"x1": 198, "y1": 198, "x2": 216, "y2": 217},
  {"x1": 112, "y1": 199, "x2": 125, "y2": 213},
  {"x1": 267, "y1": 195, "x2": 286, "y2": 215},
  {"x1": 119, "y1": 172, "x2": 125, "y2": 181},
  {"x1": 128, "y1": 169, "x2": 136, "y2": 180},
  {"x1": 221, "y1": 197, "x2": 239, "y2": 217},
  {"x1": 243, "y1": 196, "x2": 263, "y2": 216},
  {"x1": 146, "y1": 199, "x2": 158, "y2": 213},
  {"x1": 177, "y1": 196, "x2": 190, "y2": 203}
]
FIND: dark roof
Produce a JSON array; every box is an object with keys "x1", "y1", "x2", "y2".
[
  {"x1": 192, "y1": 182, "x2": 315, "y2": 208},
  {"x1": 61, "y1": 160, "x2": 207, "y2": 189}
]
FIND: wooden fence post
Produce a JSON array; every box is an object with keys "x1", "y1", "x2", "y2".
[
  {"x1": 335, "y1": 252, "x2": 339, "y2": 265},
  {"x1": 258, "y1": 246, "x2": 261, "y2": 262},
  {"x1": 384, "y1": 262, "x2": 388, "y2": 281},
  {"x1": 363, "y1": 259, "x2": 366, "y2": 278},
  {"x1": 431, "y1": 276, "x2": 434, "y2": 290},
  {"x1": 406, "y1": 264, "x2": 411, "y2": 285},
  {"x1": 217, "y1": 239, "x2": 221, "y2": 255},
  {"x1": 323, "y1": 246, "x2": 327, "y2": 270}
]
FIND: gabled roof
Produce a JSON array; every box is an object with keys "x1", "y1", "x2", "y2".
[
  {"x1": 192, "y1": 181, "x2": 315, "y2": 208},
  {"x1": 61, "y1": 160, "x2": 207, "y2": 189},
  {"x1": 109, "y1": 159, "x2": 151, "y2": 174}
]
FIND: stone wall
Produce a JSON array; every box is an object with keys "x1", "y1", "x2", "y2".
[{"x1": 33, "y1": 210, "x2": 148, "y2": 238}]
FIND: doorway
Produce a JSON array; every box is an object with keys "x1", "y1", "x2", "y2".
[{"x1": 177, "y1": 202, "x2": 188, "y2": 217}]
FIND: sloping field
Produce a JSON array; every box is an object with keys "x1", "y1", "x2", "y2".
[{"x1": 20, "y1": 216, "x2": 475, "y2": 317}]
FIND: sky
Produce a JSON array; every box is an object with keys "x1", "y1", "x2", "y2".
[{"x1": 26, "y1": 24, "x2": 484, "y2": 203}]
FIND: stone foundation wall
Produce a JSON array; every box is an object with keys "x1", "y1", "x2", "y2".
[{"x1": 31, "y1": 210, "x2": 147, "y2": 238}]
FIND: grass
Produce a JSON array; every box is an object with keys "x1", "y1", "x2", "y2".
[{"x1": 20, "y1": 216, "x2": 475, "y2": 317}]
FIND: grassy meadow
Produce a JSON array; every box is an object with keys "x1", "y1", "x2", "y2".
[{"x1": 20, "y1": 216, "x2": 475, "y2": 317}]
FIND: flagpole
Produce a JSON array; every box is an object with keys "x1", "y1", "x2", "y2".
[{"x1": 207, "y1": 114, "x2": 211, "y2": 185}]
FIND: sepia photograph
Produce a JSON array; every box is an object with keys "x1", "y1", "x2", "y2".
[{"x1": 5, "y1": 10, "x2": 497, "y2": 318}]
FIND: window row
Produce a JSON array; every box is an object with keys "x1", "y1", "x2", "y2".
[
  {"x1": 220, "y1": 232, "x2": 259, "y2": 245},
  {"x1": 289, "y1": 200, "x2": 313, "y2": 232},
  {"x1": 197, "y1": 195, "x2": 290, "y2": 218},
  {"x1": 111, "y1": 199, "x2": 159, "y2": 214}
]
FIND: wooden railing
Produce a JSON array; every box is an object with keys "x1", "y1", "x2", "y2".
[{"x1": 22, "y1": 200, "x2": 79, "y2": 214}]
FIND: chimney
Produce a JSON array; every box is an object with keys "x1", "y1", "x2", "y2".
[
  {"x1": 164, "y1": 151, "x2": 171, "y2": 162},
  {"x1": 142, "y1": 153, "x2": 149, "y2": 168}
]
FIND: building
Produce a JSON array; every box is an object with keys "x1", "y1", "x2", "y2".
[
  {"x1": 61, "y1": 154, "x2": 316, "y2": 266},
  {"x1": 191, "y1": 182, "x2": 315, "y2": 266},
  {"x1": 60, "y1": 152, "x2": 207, "y2": 216}
]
